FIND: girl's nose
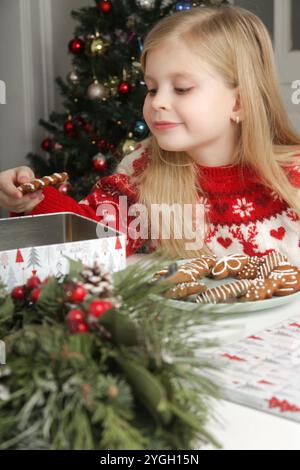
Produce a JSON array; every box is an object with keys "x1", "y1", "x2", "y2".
[{"x1": 151, "y1": 92, "x2": 170, "y2": 111}]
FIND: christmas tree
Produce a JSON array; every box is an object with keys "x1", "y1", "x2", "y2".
[{"x1": 27, "y1": 0, "x2": 228, "y2": 201}]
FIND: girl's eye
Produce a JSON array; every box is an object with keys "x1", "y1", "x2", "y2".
[{"x1": 146, "y1": 88, "x2": 191, "y2": 96}]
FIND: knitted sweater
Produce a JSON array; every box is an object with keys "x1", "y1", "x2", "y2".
[{"x1": 29, "y1": 137, "x2": 300, "y2": 266}]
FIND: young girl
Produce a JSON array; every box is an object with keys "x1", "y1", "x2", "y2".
[{"x1": 1, "y1": 5, "x2": 300, "y2": 265}]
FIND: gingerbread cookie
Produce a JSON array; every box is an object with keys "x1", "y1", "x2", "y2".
[
  {"x1": 236, "y1": 256, "x2": 264, "y2": 280},
  {"x1": 165, "y1": 281, "x2": 207, "y2": 299},
  {"x1": 239, "y1": 278, "x2": 282, "y2": 302},
  {"x1": 156, "y1": 255, "x2": 216, "y2": 284},
  {"x1": 17, "y1": 172, "x2": 69, "y2": 195},
  {"x1": 196, "y1": 279, "x2": 252, "y2": 304},
  {"x1": 268, "y1": 263, "x2": 300, "y2": 296},
  {"x1": 257, "y1": 251, "x2": 289, "y2": 279},
  {"x1": 210, "y1": 254, "x2": 249, "y2": 280}
]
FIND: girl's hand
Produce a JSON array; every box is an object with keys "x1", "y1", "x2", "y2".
[{"x1": 0, "y1": 166, "x2": 44, "y2": 213}]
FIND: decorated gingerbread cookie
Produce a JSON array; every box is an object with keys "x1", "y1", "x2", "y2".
[
  {"x1": 154, "y1": 255, "x2": 216, "y2": 284},
  {"x1": 268, "y1": 263, "x2": 300, "y2": 296},
  {"x1": 239, "y1": 278, "x2": 282, "y2": 302},
  {"x1": 196, "y1": 279, "x2": 252, "y2": 304},
  {"x1": 165, "y1": 281, "x2": 207, "y2": 299},
  {"x1": 17, "y1": 172, "x2": 69, "y2": 195},
  {"x1": 257, "y1": 251, "x2": 289, "y2": 279},
  {"x1": 210, "y1": 254, "x2": 249, "y2": 280}
]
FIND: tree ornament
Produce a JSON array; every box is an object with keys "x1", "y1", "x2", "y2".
[
  {"x1": 92, "y1": 154, "x2": 107, "y2": 172},
  {"x1": 88, "y1": 300, "x2": 114, "y2": 318},
  {"x1": 97, "y1": 139, "x2": 109, "y2": 151},
  {"x1": 65, "y1": 283, "x2": 88, "y2": 303},
  {"x1": 11, "y1": 286, "x2": 26, "y2": 301},
  {"x1": 53, "y1": 142, "x2": 63, "y2": 152},
  {"x1": 41, "y1": 138, "x2": 53, "y2": 152},
  {"x1": 135, "y1": 0, "x2": 155, "y2": 10},
  {"x1": 122, "y1": 139, "x2": 137, "y2": 155},
  {"x1": 64, "y1": 119, "x2": 76, "y2": 136},
  {"x1": 106, "y1": 76, "x2": 119, "y2": 96},
  {"x1": 118, "y1": 81, "x2": 131, "y2": 95},
  {"x1": 58, "y1": 182, "x2": 71, "y2": 195},
  {"x1": 133, "y1": 120, "x2": 148, "y2": 137},
  {"x1": 175, "y1": 2, "x2": 192, "y2": 11},
  {"x1": 87, "y1": 80, "x2": 108, "y2": 100},
  {"x1": 90, "y1": 37, "x2": 107, "y2": 55},
  {"x1": 30, "y1": 288, "x2": 41, "y2": 303},
  {"x1": 97, "y1": 0, "x2": 112, "y2": 13},
  {"x1": 68, "y1": 37, "x2": 85, "y2": 55},
  {"x1": 67, "y1": 70, "x2": 80, "y2": 85},
  {"x1": 26, "y1": 276, "x2": 41, "y2": 290}
]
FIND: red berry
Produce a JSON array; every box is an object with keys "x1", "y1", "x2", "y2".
[
  {"x1": 89, "y1": 300, "x2": 114, "y2": 318},
  {"x1": 26, "y1": 276, "x2": 41, "y2": 290},
  {"x1": 66, "y1": 284, "x2": 87, "y2": 303},
  {"x1": 11, "y1": 286, "x2": 26, "y2": 301},
  {"x1": 31, "y1": 288, "x2": 41, "y2": 303},
  {"x1": 76, "y1": 322, "x2": 89, "y2": 333},
  {"x1": 67, "y1": 309, "x2": 85, "y2": 323},
  {"x1": 66, "y1": 309, "x2": 88, "y2": 333}
]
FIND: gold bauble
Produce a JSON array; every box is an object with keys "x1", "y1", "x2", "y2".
[
  {"x1": 90, "y1": 37, "x2": 107, "y2": 55},
  {"x1": 122, "y1": 139, "x2": 137, "y2": 155}
]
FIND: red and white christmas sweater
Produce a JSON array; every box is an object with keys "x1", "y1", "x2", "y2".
[{"x1": 28, "y1": 137, "x2": 300, "y2": 266}]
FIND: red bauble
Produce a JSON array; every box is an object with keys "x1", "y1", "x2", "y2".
[
  {"x1": 97, "y1": 0, "x2": 112, "y2": 13},
  {"x1": 97, "y1": 139, "x2": 109, "y2": 150},
  {"x1": 75, "y1": 115, "x2": 85, "y2": 127},
  {"x1": 26, "y1": 276, "x2": 41, "y2": 290},
  {"x1": 11, "y1": 286, "x2": 26, "y2": 301},
  {"x1": 58, "y1": 183, "x2": 71, "y2": 195},
  {"x1": 64, "y1": 120, "x2": 76, "y2": 135},
  {"x1": 88, "y1": 300, "x2": 114, "y2": 318},
  {"x1": 66, "y1": 284, "x2": 87, "y2": 303},
  {"x1": 118, "y1": 81, "x2": 131, "y2": 95},
  {"x1": 41, "y1": 137, "x2": 53, "y2": 152},
  {"x1": 92, "y1": 155, "x2": 107, "y2": 172},
  {"x1": 31, "y1": 288, "x2": 41, "y2": 303},
  {"x1": 68, "y1": 37, "x2": 85, "y2": 55}
]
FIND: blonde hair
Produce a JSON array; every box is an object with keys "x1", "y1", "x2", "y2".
[{"x1": 132, "y1": 4, "x2": 300, "y2": 259}]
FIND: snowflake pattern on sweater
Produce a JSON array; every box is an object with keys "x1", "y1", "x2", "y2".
[{"x1": 29, "y1": 137, "x2": 300, "y2": 265}]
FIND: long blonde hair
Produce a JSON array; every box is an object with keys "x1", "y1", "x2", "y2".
[{"x1": 132, "y1": 4, "x2": 300, "y2": 259}]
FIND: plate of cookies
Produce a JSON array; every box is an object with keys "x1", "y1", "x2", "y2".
[{"x1": 152, "y1": 252, "x2": 300, "y2": 314}]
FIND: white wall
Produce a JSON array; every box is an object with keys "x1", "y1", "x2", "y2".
[{"x1": 0, "y1": 0, "x2": 88, "y2": 175}]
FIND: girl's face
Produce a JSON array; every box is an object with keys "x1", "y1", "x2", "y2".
[{"x1": 143, "y1": 40, "x2": 239, "y2": 165}]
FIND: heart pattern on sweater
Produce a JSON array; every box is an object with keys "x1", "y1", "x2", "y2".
[
  {"x1": 270, "y1": 227, "x2": 286, "y2": 240},
  {"x1": 217, "y1": 237, "x2": 232, "y2": 249}
]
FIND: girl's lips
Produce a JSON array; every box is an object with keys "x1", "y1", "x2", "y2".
[{"x1": 153, "y1": 123, "x2": 182, "y2": 130}]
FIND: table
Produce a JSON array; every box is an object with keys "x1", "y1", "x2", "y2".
[{"x1": 127, "y1": 254, "x2": 300, "y2": 450}]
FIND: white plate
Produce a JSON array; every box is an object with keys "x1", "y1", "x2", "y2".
[
  {"x1": 162, "y1": 290, "x2": 300, "y2": 315},
  {"x1": 154, "y1": 259, "x2": 300, "y2": 314}
]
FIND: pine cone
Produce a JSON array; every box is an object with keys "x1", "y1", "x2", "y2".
[{"x1": 79, "y1": 262, "x2": 113, "y2": 298}]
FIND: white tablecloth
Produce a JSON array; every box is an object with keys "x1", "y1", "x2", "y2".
[{"x1": 127, "y1": 254, "x2": 300, "y2": 450}]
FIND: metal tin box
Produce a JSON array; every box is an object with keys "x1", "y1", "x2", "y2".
[{"x1": 0, "y1": 212, "x2": 126, "y2": 290}]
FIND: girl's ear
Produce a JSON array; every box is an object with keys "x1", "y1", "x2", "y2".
[{"x1": 231, "y1": 87, "x2": 244, "y2": 122}]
